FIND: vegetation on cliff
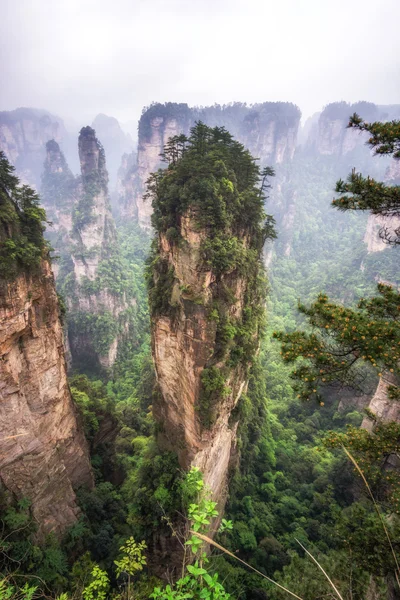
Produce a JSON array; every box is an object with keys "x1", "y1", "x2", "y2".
[
  {"x1": 0, "y1": 151, "x2": 48, "y2": 278},
  {"x1": 146, "y1": 122, "x2": 275, "y2": 426},
  {"x1": 269, "y1": 114, "x2": 400, "y2": 596},
  {"x1": 275, "y1": 115, "x2": 400, "y2": 403},
  {"x1": 2, "y1": 111, "x2": 400, "y2": 600}
]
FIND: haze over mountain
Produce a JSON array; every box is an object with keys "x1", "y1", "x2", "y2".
[
  {"x1": 1, "y1": 0, "x2": 399, "y2": 126},
  {"x1": 1, "y1": 1, "x2": 400, "y2": 598}
]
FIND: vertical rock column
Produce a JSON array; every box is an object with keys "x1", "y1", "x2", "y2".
[
  {"x1": 65, "y1": 127, "x2": 130, "y2": 370},
  {"x1": 148, "y1": 125, "x2": 270, "y2": 513},
  {"x1": 0, "y1": 150, "x2": 93, "y2": 536}
]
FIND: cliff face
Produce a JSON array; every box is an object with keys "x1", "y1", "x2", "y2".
[
  {"x1": 115, "y1": 151, "x2": 137, "y2": 219},
  {"x1": 362, "y1": 372, "x2": 400, "y2": 431},
  {"x1": 39, "y1": 130, "x2": 132, "y2": 371},
  {"x1": 63, "y1": 127, "x2": 131, "y2": 370},
  {"x1": 120, "y1": 102, "x2": 300, "y2": 228},
  {"x1": 152, "y1": 219, "x2": 248, "y2": 504},
  {"x1": 0, "y1": 150, "x2": 93, "y2": 537},
  {"x1": 91, "y1": 114, "x2": 133, "y2": 188},
  {"x1": 364, "y1": 157, "x2": 400, "y2": 253},
  {"x1": 40, "y1": 140, "x2": 76, "y2": 278},
  {"x1": 149, "y1": 124, "x2": 268, "y2": 513},
  {"x1": 306, "y1": 102, "x2": 400, "y2": 157},
  {"x1": 0, "y1": 108, "x2": 68, "y2": 188},
  {"x1": 0, "y1": 264, "x2": 93, "y2": 537}
]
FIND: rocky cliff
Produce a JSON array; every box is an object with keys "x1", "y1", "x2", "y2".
[
  {"x1": 40, "y1": 140, "x2": 76, "y2": 277},
  {"x1": 305, "y1": 101, "x2": 400, "y2": 157},
  {"x1": 0, "y1": 264, "x2": 94, "y2": 537},
  {"x1": 91, "y1": 113, "x2": 133, "y2": 189},
  {"x1": 58, "y1": 126, "x2": 132, "y2": 371},
  {"x1": 0, "y1": 108, "x2": 69, "y2": 188},
  {"x1": 0, "y1": 152, "x2": 93, "y2": 537},
  {"x1": 152, "y1": 220, "x2": 248, "y2": 507},
  {"x1": 120, "y1": 102, "x2": 300, "y2": 228},
  {"x1": 362, "y1": 372, "x2": 400, "y2": 431},
  {"x1": 364, "y1": 157, "x2": 400, "y2": 253},
  {"x1": 148, "y1": 124, "x2": 270, "y2": 513}
]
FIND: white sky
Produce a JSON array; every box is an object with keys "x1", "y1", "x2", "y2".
[{"x1": 1, "y1": 0, "x2": 399, "y2": 127}]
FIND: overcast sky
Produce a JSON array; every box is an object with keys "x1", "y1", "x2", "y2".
[{"x1": 1, "y1": 0, "x2": 399, "y2": 130}]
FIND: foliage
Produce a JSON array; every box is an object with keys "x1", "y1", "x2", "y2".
[
  {"x1": 273, "y1": 283, "x2": 400, "y2": 402},
  {"x1": 150, "y1": 468, "x2": 231, "y2": 600},
  {"x1": 0, "y1": 151, "x2": 49, "y2": 279},
  {"x1": 150, "y1": 568, "x2": 230, "y2": 600},
  {"x1": 114, "y1": 537, "x2": 146, "y2": 579},
  {"x1": 146, "y1": 122, "x2": 274, "y2": 427},
  {"x1": 333, "y1": 113, "x2": 400, "y2": 244},
  {"x1": 324, "y1": 420, "x2": 400, "y2": 511},
  {"x1": 82, "y1": 566, "x2": 110, "y2": 600}
]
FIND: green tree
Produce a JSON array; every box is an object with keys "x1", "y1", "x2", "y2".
[
  {"x1": 114, "y1": 537, "x2": 147, "y2": 600},
  {"x1": 82, "y1": 565, "x2": 110, "y2": 600},
  {"x1": 274, "y1": 114, "x2": 400, "y2": 402},
  {"x1": 0, "y1": 151, "x2": 48, "y2": 278},
  {"x1": 333, "y1": 113, "x2": 400, "y2": 245}
]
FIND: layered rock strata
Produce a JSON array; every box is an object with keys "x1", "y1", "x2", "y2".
[
  {"x1": 41, "y1": 129, "x2": 132, "y2": 371},
  {"x1": 149, "y1": 126, "x2": 268, "y2": 514},
  {"x1": 0, "y1": 261, "x2": 93, "y2": 538},
  {"x1": 152, "y1": 219, "x2": 248, "y2": 505},
  {"x1": 64, "y1": 127, "x2": 131, "y2": 370}
]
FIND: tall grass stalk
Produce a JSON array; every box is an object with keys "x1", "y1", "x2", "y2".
[
  {"x1": 294, "y1": 538, "x2": 344, "y2": 600},
  {"x1": 191, "y1": 530, "x2": 305, "y2": 600},
  {"x1": 342, "y1": 444, "x2": 400, "y2": 590}
]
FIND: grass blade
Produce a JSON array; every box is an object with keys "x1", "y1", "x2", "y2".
[
  {"x1": 342, "y1": 444, "x2": 400, "y2": 589},
  {"x1": 295, "y1": 538, "x2": 344, "y2": 600},
  {"x1": 190, "y1": 530, "x2": 304, "y2": 600}
]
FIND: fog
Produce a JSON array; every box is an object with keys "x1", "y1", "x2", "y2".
[{"x1": 1, "y1": 0, "x2": 399, "y2": 126}]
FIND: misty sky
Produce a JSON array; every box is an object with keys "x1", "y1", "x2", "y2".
[{"x1": 1, "y1": 0, "x2": 399, "y2": 130}]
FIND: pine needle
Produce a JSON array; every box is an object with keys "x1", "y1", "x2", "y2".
[{"x1": 190, "y1": 530, "x2": 304, "y2": 600}]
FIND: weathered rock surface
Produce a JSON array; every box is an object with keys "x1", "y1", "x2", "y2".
[
  {"x1": 115, "y1": 151, "x2": 137, "y2": 218},
  {"x1": 364, "y1": 157, "x2": 400, "y2": 253},
  {"x1": 40, "y1": 139, "x2": 76, "y2": 258},
  {"x1": 0, "y1": 108, "x2": 68, "y2": 188},
  {"x1": 152, "y1": 213, "x2": 254, "y2": 511},
  {"x1": 64, "y1": 127, "x2": 131, "y2": 370},
  {"x1": 0, "y1": 261, "x2": 93, "y2": 538},
  {"x1": 119, "y1": 102, "x2": 300, "y2": 228},
  {"x1": 362, "y1": 372, "x2": 400, "y2": 430}
]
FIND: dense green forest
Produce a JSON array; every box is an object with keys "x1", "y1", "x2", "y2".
[{"x1": 1, "y1": 114, "x2": 399, "y2": 600}]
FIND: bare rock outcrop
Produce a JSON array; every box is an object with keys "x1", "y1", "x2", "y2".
[
  {"x1": 149, "y1": 125, "x2": 269, "y2": 515},
  {"x1": 152, "y1": 220, "x2": 248, "y2": 506},
  {"x1": 64, "y1": 127, "x2": 131, "y2": 370},
  {"x1": 119, "y1": 102, "x2": 300, "y2": 228},
  {"x1": 305, "y1": 102, "x2": 400, "y2": 157},
  {"x1": 41, "y1": 129, "x2": 133, "y2": 371},
  {"x1": 0, "y1": 265, "x2": 93, "y2": 538},
  {"x1": 40, "y1": 140, "x2": 76, "y2": 270},
  {"x1": 362, "y1": 372, "x2": 400, "y2": 430},
  {"x1": 364, "y1": 157, "x2": 400, "y2": 253},
  {"x1": 0, "y1": 108, "x2": 68, "y2": 188}
]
